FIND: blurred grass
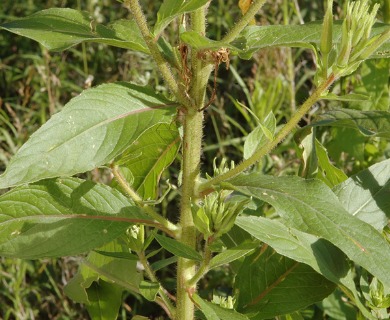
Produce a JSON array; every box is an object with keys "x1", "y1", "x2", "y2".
[{"x1": 0, "y1": 0, "x2": 389, "y2": 318}]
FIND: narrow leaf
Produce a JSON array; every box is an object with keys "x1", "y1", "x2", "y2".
[
  {"x1": 116, "y1": 123, "x2": 180, "y2": 199},
  {"x1": 151, "y1": 256, "x2": 178, "y2": 272},
  {"x1": 0, "y1": 9, "x2": 149, "y2": 52},
  {"x1": 315, "y1": 139, "x2": 348, "y2": 187},
  {"x1": 209, "y1": 242, "x2": 257, "y2": 270},
  {"x1": 225, "y1": 174, "x2": 390, "y2": 288},
  {"x1": 0, "y1": 82, "x2": 176, "y2": 188},
  {"x1": 312, "y1": 108, "x2": 390, "y2": 139},
  {"x1": 154, "y1": 234, "x2": 202, "y2": 261},
  {"x1": 333, "y1": 159, "x2": 390, "y2": 231},
  {"x1": 235, "y1": 246, "x2": 336, "y2": 319},
  {"x1": 0, "y1": 177, "x2": 153, "y2": 258},
  {"x1": 322, "y1": 93, "x2": 370, "y2": 102},
  {"x1": 154, "y1": 0, "x2": 210, "y2": 35},
  {"x1": 243, "y1": 111, "x2": 275, "y2": 159}
]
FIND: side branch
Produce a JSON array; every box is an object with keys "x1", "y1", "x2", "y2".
[
  {"x1": 199, "y1": 74, "x2": 337, "y2": 193},
  {"x1": 125, "y1": 0, "x2": 191, "y2": 108},
  {"x1": 111, "y1": 165, "x2": 179, "y2": 236},
  {"x1": 222, "y1": 0, "x2": 267, "y2": 43}
]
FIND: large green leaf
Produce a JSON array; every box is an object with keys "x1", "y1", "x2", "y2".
[
  {"x1": 234, "y1": 246, "x2": 336, "y2": 319},
  {"x1": 154, "y1": 0, "x2": 210, "y2": 35},
  {"x1": 181, "y1": 22, "x2": 390, "y2": 59},
  {"x1": 333, "y1": 159, "x2": 390, "y2": 231},
  {"x1": 235, "y1": 216, "x2": 349, "y2": 285},
  {"x1": 235, "y1": 22, "x2": 390, "y2": 59},
  {"x1": 236, "y1": 217, "x2": 375, "y2": 319},
  {"x1": 0, "y1": 8, "x2": 148, "y2": 52},
  {"x1": 0, "y1": 82, "x2": 176, "y2": 188},
  {"x1": 312, "y1": 108, "x2": 390, "y2": 139},
  {"x1": 224, "y1": 174, "x2": 390, "y2": 288},
  {"x1": 0, "y1": 177, "x2": 154, "y2": 258},
  {"x1": 115, "y1": 123, "x2": 180, "y2": 199}
]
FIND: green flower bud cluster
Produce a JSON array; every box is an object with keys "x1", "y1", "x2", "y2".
[
  {"x1": 206, "y1": 158, "x2": 235, "y2": 180},
  {"x1": 212, "y1": 295, "x2": 235, "y2": 309},
  {"x1": 317, "y1": 0, "x2": 390, "y2": 82},
  {"x1": 192, "y1": 190, "x2": 249, "y2": 240}
]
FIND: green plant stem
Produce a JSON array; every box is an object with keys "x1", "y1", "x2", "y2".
[
  {"x1": 125, "y1": 0, "x2": 190, "y2": 107},
  {"x1": 111, "y1": 165, "x2": 179, "y2": 235},
  {"x1": 137, "y1": 250, "x2": 176, "y2": 319},
  {"x1": 199, "y1": 74, "x2": 337, "y2": 193},
  {"x1": 176, "y1": 108, "x2": 204, "y2": 320},
  {"x1": 175, "y1": 6, "x2": 211, "y2": 320},
  {"x1": 222, "y1": 0, "x2": 267, "y2": 43},
  {"x1": 187, "y1": 243, "x2": 212, "y2": 288}
]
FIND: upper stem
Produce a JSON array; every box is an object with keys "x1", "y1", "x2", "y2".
[
  {"x1": 175, "y1": 5, "x2": 211, "y2": 320},
  {"x1": 125, "y1": 0, "x2": 191, "y2": 107},
  {"x1": 222, "y1": 0, "x2": 267, "y2": 43},
  {"x1": 199, "y1": 74, "x2": 337, "y2": 193}
]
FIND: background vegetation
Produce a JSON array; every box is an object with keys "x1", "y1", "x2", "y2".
[{"x1": 0, "y1": 0, "x2": 389, "y2": 319}]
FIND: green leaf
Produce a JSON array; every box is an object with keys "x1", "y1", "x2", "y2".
[
  {"x1": 294, "y1": 127, "x2": 318, "y2": 179},
  {"x1": 86, "y1": 281, "x2": 123, "y2": 320},
  {"x1": 151, "y1": 256, "x2": 178, "y2": 272},
  {"x1": 139, "y1": 281, "x2": 160, "y2": 301},
  {"x1": 224, "y1": 174, "x2": 390, "y2": 288},
  {"x1": 154, "y1": 234, "x2": 202, "y2": 261},
  {"x1": 180, "y1": 31, "x2": 234, "y2": 51},
  {"x1": 115, "y1": 123, "x2": 181, "y2": 199},
  {"x1": 235, "y1": 216, "x2": 349, "y2": 285},
  {"x1": 235, "y1": 246, "x2": 336, "y2": 319},
  {"x1": 333, "y1": 159, "x2": 390, "y2": 231},
  {"x1": 234, "y1": 22, "x2": 390, "y2": 59},
  {"x1": 322, "y1": 93, "x2": 370, "y2": 102},
  {"x1": 0, "y1": 9, "x2": 149, "y2": 52},
  {"x1": 154, "y1": 0, "x2": 210, "y2": 35},
  {"x1": 181, "y1": 22, "x2": 390, "y2": 60},
  {"x1": 315, "y1": 140, "x2": 348, "y2": 187},
  {"x1": 0, "y1": 82, "x2": 176, "y2": 188},
  {"x1": 243, "y1": 111, "x2": 276, "y2": 159},
  {"x1": 209, "y1": 242, "x2": 257, "y2": 270},
  {"x1": 93, "y1": 250, "x2": 138, "y2": 261},
  {"x1": 0, "y1": 177, "x2": 153, "y2": 258},
  {"x1": 317, "y1": 290, "x2": 358, "y2": 320},
  {"x1": 64, "y1": 240, "x2": 142, "y2": 304},
  {"x1": 312, "y1": 108, "x2": 390, "y2": 139},
  {"x1": 193, "y1": 294, "x2": 250, "y2": 320}
]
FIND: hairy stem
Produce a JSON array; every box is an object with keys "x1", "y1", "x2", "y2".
[
  {"x1": 200, "y1": 74, "x2": 337, "y2": 192},
  {"x1": 176, "y1": 5, "x2": 211, "y2": 320},
  {"x1": 187, "y1": 243, "x2": 212, "y2": 288},
  {"x1": 222, "y1": 0, "x2": 267, "y2": 43},
  {"x1": 125, "y1": 0, "x2": 190, "y2": 107}
]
